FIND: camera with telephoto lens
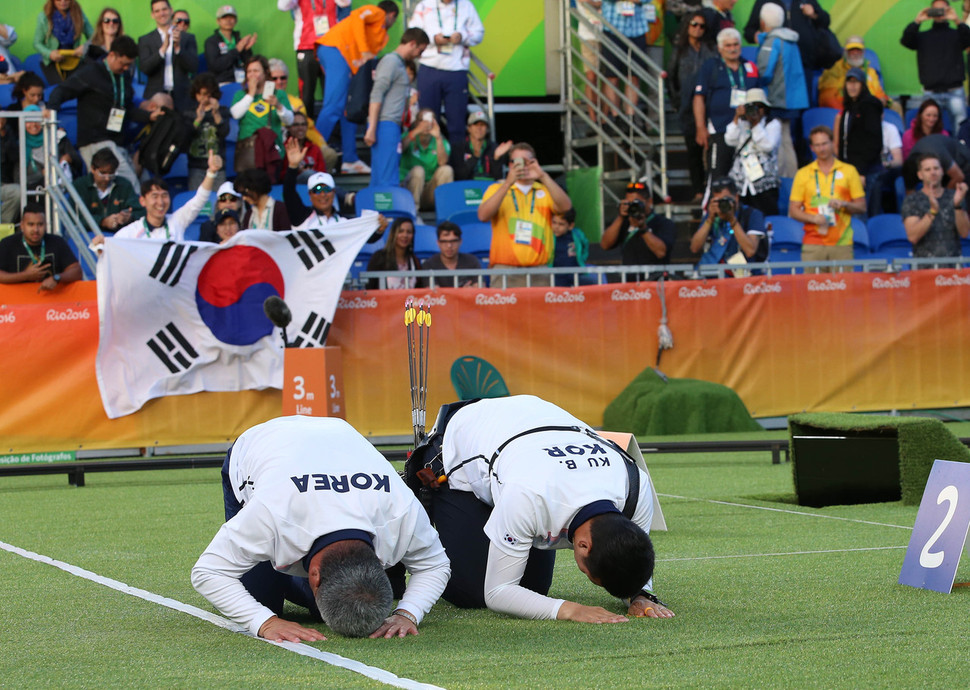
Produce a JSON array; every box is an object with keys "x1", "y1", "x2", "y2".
[
  {"x1": 627, "y1": 199, "x2": 646, "y2": 219},
  {"x1": 744, "y1": 103, "x2": 762, "y2": 118},
  {"x1": 716, "y1": 197, "x2": 735, "y2": 215}
]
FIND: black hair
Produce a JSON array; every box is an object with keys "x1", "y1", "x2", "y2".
[
  {"x1": 91, "y1": 147, "x2": 120, "y2": 172},
  {"x1": 111, "y1": 35, "x2": 138, "y2": 59},
  {"x1": 140, "y1": 177, "x2": 169, "y2": 195},
  {"x1": 555, "y1": 208, "x2": 577, "y2": 224},
  {"x1": 711, "y1": 177, "x2": 737, "y2": 195},
  {"x1": 234, "y1": 168, "x2": 272, "y2": 198},
  {"x1": 436, "y1": 220, "x2": 461, "y2": 239},
  {"x1": 378, "y1": 1, "x2": 400, "y2": 17},
  {"x1": 189, "y1": 72, "x2": 222, "y2": 101},
  {"x1": 22, "y1": 201, "x2": 46, "y2": 217},
  {"x1": 586, "y1": 512, "x2": 655, "y2": 599},
  {"x1": 13, "y1": 72, "x2": 45, "y2": 102},
  {"x1": 401, "y1": 27, "x2": 430, "y2": 46}
]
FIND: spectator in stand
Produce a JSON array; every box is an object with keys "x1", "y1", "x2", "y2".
[
  {"x1": 316, "y1": 1, "x2": 401, "y2": 175},
  {"x1": 267, "y1": 58, "x2": 329, "y2": 155},
  {"x1": 185, "y1": 72, "x2": 230, "y2": 191},
  {"x1": 283, "y1": 138, "x2": 371, "y2": 233},
  {"x1": 575, "y1": 0, "x2": 603, "y2": 129},
  {"x1": 366, "y1": 217, "x2": 421, "y2": 289},
  {"x1": 138, "y1": 0, "x2": 198, "y2": 112},
  {"x1": 743, "y1": 0, "x2": 830, "y2": 99},
  {"x1": 33, "y1": 0, "x2": 92, "y2": 85},
  {"x1": 834, "y1": 68, "x2": 884, "y2": 217},
  {"x1": 6, "y1": 72, "x2": 46, "y2": 112},
  {"x1": 213, "y1": 208, "x2": 241, "y2": 243},
  {"x1": 421, "y1": 220, "x2": 482, "y2": 287},
  {"x1": 901, "y1": 153, "x2": 970, "y2": 258},
  {"x1": 755, "y1": 2, "x2": 807, "y2": 178},
  {"x1": 901, "y1": 0, "x2": 970, "y2": 131},
  {"x1": 550, "y1": 208, "x2": 592, "y2": 287},
  {"x1": 476, "y1": 142, "x2": 572, "y2": 287},
  {"x1": 204, "y1": 5, "x2": 256, "y2": 86},
  {"x1": 199, "y1": 181, "x2": 242, "y2": 243},
  {"x1": 600, "y1": 181, "x2": 676, "y2": 281},
  {"x1": 364, "y1": 28, "x2": 430, "y2": 188},
  {"x1": 96, "y1": 150, "x2": 223, "y2": 243},
  {"x1": 234, "y1": 168, "x2": 291, "y2": 231},
  {"x1": 278, "y1": 0, "x2": 351, "y2": 120},
  {"x1": 287, "y1": 111, "x2": 337, "y2": 182},
  {"x1": 73, "y1": 146, "x2": 144, "y2": 234},
  {"x1": 904, "y1": 134, "x2": 970, "y2": 192},
  {"x1": 725, "y1": 88, "x2": 781, "y2": 219},
  {"x1": 0, "y1": 118, "x2": 20, "y2": 223},
  {"x1": 788, "y1": 125, "x2": 865, "y2": 272},
  {"x1": 693, "y1": 28, "x2": 759, "y2": 182},
  {"x1": 0, "y1": 23, "x2": 17, "y2": 68},
  {"x1": 454, "y1": 110, "x2": 511, "y2": 182},
  {"x1": 85, "y1": 7, "x2": 124, "y2": 65},
  {"x1": 699, "y1": 0, "x2": 736, "y2": 48},
  {"x1": 408, "y1": 0, "x2": 484, "y2": 160},
  {"x1": 46, "y1": 35, "x2": 153, "y2": 189},
  {"x1": 667, "y1": 9, "x2": 715, "y2": 202},
  {"x1": 400, "y1": 108, "x2": 454, "y2": 212},
  {"x1": 231, "y1": 55, "x2": 294, "y2": 175},
  {"x1": 0, "y1": 201, "x2": 81, "y2": 289},
  {"x1": 690, "y1": 177, "x2": 766, "y2": 268},
  {"x1": 600, "y1": 0, "x2": 658, "y2": 126},
  {"x1": 817, "y1": 35, "x2": 890, "y2": 111},
  {"x1": 902, "y1": 99, "x2": 947, "y2": 160}
]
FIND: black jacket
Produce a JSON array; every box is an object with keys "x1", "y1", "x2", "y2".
[
  {"x1": 203, "y1": 30, "x2": 252, "y2": 85},
  {"x1": 901, "y1": 21, "x2": 970, "y2": 92},
  {"x1": 137, "y1": 28, "x2": 199, "y2": 110},
  {"x1": 838, "y1": 90, "x2": 883, "y2": 173}
]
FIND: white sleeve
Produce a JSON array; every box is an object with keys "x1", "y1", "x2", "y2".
[
  {"x1": 396, "y1": 502, "x2": 451, "y2": 624},
  {"x1": 0, "y1": 25, "x2": 17, "y2": 47},
  {"x1": 483, "y1": 543, "x2": 564, "y2": 620},
  {"x1": 230, "y1": 94, "x2": 253, "y2": 120},
  {"x1": 277, "y1": 0, "x2": 298, "y2": 10},
  {"x1": 190, "y1": 503, "x2": 279, "y2": 636},
  {"x1": 461, "y1": 2, "x2": 485, "y2": 47},
  {"x1": 751, "y1": 118, "x2": 781, "y2": 152},
  {"x1": 170, "y1": 181, "x2": 211, "y2": 231},
  {"x1": 724, "y1": 119, "x2": 742, "y2": 146}
]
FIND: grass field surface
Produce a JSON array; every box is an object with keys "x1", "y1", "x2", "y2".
[{"x1": 2, "y1": 427, "x2": 968, "y2": 688}]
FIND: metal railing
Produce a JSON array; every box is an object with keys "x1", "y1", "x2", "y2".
[{"x1": 560, "y1": 1, "x2": 668, "y2": 214}]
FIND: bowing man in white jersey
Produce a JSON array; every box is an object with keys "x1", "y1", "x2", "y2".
[
  {"x1": 192, "y1": 416, "x2": 451, "y2": 642},
  {"x1": 408, "y1": 395, "x2": 674, "y2": 624}
]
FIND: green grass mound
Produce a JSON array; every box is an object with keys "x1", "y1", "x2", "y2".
[
  {"x1": 604, "y1": 368, "x2": 762, "y2": 436},
  {"x1": 789, "y1": 412, "x2": 970, "y2": 506}
]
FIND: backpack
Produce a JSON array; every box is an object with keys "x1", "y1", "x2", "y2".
[
  {"x1": 344, "y1": 58, "x2": 378, "y2": 125},
  {"x1": 136, "y1": 108, "x2": 188, "y2": 177}
]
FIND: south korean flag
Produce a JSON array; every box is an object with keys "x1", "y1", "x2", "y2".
[{"x1": 95, "y1": 213, "x2": 379, "y2": 418}]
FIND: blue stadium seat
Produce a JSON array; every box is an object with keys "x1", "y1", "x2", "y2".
[
  {"x1": 778, "y1": 176, "x2": 794, "y2": 214},
  {"x1": 458, "y1": 221, "x2": 491, "y2": 262},
  {"x1": 24, "y1": 54, "x2": 47, "y2": 85},
  {"x1": 867, "y1": 213, "x2": 913, "y2": 259},
  {"x1": 132, "y1": 81, "x2": 146, "y2": 105},
  {"x1": 765, "y1": 215, "x2": 803, "y2": 250},
  {"x1": 227, "y1": 117, "x2": 239, "y2": 142},
  {"x1": 356, "y1": 185, "x2": 417, "y2": 222},
  {"x1": 905, "y1": 107, "x2": 954, "y2": 135},
  {"x1": 808, "y1": 69, "x2": 822, "y2": 108},
  {"x1": 219, "y1": 82, "x2": 243, "y2": 108},
  {"x1": 962, "y1": 236, "x2": 970, "y2": 257},
  {"x1": 851, "y1": 216, "x2": 870, "y2": 258},
  {"x1": 433, "y1": 180, "x2": 492, "y2": 224},
  {"x1": 7, "y1": 54, "x2": 23, "y2": 72},
  {"x1": 58, "y1": 112, "x2": 77, "y2": 145},
  {"x1": 164, "y1": 153, "x2": 189, "y2": 188},
  {"x1": 801, "y1": 107, "x2": 838, "y2": 144},
  {"x1": 224, "y1": 141, "x2": 235, "y2": 176},
  {"x1": 413, "y1": 224, "x2": 438, "y2": 261},
  {"x1": 171, "y1": 190, "x2": 214, "y2": 221},
  {"x1": 0, "y1": 83, "x2": 14, "y2": 107},
  {"x1": 269, "y1": 184, "x2": 285, "y2": 202},
  {"x1": 740, "y1": 46, "x2": 759, "y2": 65},
  {"x1": 883, "y1": 110, "x2": 904, "y2": 137},
  {"x1": 864, "y1": 48, "x2": 882, "y2": 77}
]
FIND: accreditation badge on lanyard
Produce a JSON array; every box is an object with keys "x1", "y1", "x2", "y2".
[
  {"x1": 742, "y1": 152, "x2": 765, "y2": 182},
  {"x1": 107, "y1": 108, "x2": 125, "y2": 132},
  {"x1": 311, "y1": 0, "x2": 330, "y2": 35},
  {"x1": 511, "y1": 187, "x2": 537, "y2": 246},
  {"x1": 106, "y1": 66, "x2": 126, "y2": 132}
]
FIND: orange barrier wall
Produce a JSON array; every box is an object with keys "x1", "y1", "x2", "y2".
[{"x1": 4, "y1": 270, "x2": 970, "y2": 453}]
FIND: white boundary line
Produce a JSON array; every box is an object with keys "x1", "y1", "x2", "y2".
[
  {"x1": 659, "y1": 545, "x2": 906, "y2": 563},
  {"x1": 0, "y1": 540, "x2": 443, "y2": 690},
  {"x1": 658, "y1": 493, "x2": 914, "y2": 530}
]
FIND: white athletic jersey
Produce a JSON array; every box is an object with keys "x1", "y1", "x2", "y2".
[
  {"x1": 192, "y1": 416, "x2": 450, "y2": 636},
  {"x1": 115, "y1": 183, "x2": 211, "y2": 242}
]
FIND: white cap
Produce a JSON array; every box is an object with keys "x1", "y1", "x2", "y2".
[
  {"x1": 307, "y1": 172, "x2": 336, "y2": 190},
  {"x1": 744, "y1": 88, "x2": 770, "y2": 107},
  {"x1": 216, "y1": 181, "x2": 240, "y2": 198}
]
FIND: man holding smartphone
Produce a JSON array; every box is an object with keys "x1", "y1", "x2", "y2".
[
  {"x1": 901, "y1": 0, "x2": 970, "y2": 130},
  {"x1": 0, "y1": 202, "x2": 82, "y2": 290}
]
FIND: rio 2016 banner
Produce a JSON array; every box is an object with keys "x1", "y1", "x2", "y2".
[{"x1": 3, "y1": 268, "x2": 970, "y2": 453}]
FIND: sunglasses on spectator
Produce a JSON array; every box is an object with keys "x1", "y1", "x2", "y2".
[
  {"x1": 103, "y1": 17, "x2": 120, "y2": 24},
  {"x1": 175, "y1": 18, "x2": 190, "y2": 26},
  {"x1": 272, "y1": 74, "x2": 288, "y2": 82},
  {"x1": 689, "y1": 21, "x2": 705, "y2": 28},
  {"x1": 218, "y1": 194, "x2": 238, "y2": 203},
  {"x1": 310, "y1": 184, "x2": 334, "y2": 194}
]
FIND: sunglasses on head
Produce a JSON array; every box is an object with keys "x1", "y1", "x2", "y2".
[
  {"x1": 103, "y1": 16, "x2": 120, "y2": 24},
  {"x1": 310, "y1": 184, "x2": 334, "y2": 194},
  {"x1": 218, "y1": 194, "x2": 238, "y2": 202}
]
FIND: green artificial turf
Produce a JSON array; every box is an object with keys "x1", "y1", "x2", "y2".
[{"x1": 1, "y1": 440, "x2": 969, "y2": 688}]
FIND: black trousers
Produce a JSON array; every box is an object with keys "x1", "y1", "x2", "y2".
[
  {"x1": 296, "y1": 49, "x2": 324, "y2": 120},
  {"x1": 431, "y1": 487, "x2": 556, "y2": 609}
]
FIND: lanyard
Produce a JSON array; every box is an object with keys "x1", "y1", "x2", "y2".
[
  {"x1": 722, "y1": 59, "x2": 741, "y2": 89},
  {"x1": 510, "y1": 186, "x2": 536, "y2": 216},
  {"x1": 814, "y1": 168, "x2": 836, "y2": 199},
  {"x1": 106, "y1": 63, "x2": 125, "y2": 108},
  {"x1": 144, "y1": 218, "x2": 170, "y2": 240},
  {"x1": 21, "y1": 237, "x2": 46, "y2": 264},
  {"x1": 436, "y1": 1, "x2": 459, "y2": 34}
]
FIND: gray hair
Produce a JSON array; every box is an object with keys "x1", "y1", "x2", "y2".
[
  {"x1": 716, "y1": 27, "x2": 742, "y2": 48},
  {"x1": 759, "y1": 3, "x2": 785, "y2": 31},
  {"x1": 267, "y1": 58, "x2": 288, "y2": 77},
  {"x1": 314, "y1": 543, "x2": 393, "y2": 637}
]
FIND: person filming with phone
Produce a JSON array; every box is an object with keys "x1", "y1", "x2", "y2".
[
  {"x1": 0, "y1": 201, "x2": 82, "y2": 290},
  {"x1": 600, "y1": 181, "x2": 676, "y2": 282}
]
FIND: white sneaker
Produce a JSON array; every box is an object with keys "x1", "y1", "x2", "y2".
[{"x1": 340, "y1": 160, "x2": 371, "y2": 174}]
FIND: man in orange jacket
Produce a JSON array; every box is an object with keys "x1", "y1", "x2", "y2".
[{"x1": 316, "y1": 1, "x2": 400, "y2": 174}]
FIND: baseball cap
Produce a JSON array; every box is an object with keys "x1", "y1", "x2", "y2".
[
  {"x1": 307, "y1": 172, "x2": 335, "y2": 192},
  {"x1": 744, "y1": 88, "x2": 769, "y2": 107},
  {"x1": 216, "y1": 5, "x2": 237, "y2": 19},
  {"x1": 216, "y1": 181, "x2": 241, "y2": 198},
  {"x1": 845, "y1": 67, "x2": 866, "y2": 82},
  {"x1": 215, "y1": 208, "x2": 239, "y2": 224},
  {"x1": 844, "y1": 36, "x2": 865, "y2": 52},
  {"x1": 467, "y1": 111, "x2": 489, "y2": 127}
]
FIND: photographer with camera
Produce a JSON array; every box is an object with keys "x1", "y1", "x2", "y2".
[
  {"x1": 600, "y1": 181, "x2": 676, "y2": 282},
  {"x1": 725, "y1": 88, "x2": 780, "y2": 219},
  {"x1": 901, "y1": 0, "x2": 970, "y2": 130},
  {"x1": 690, "y1": 178, "x2": 766, "y2": 270}
]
